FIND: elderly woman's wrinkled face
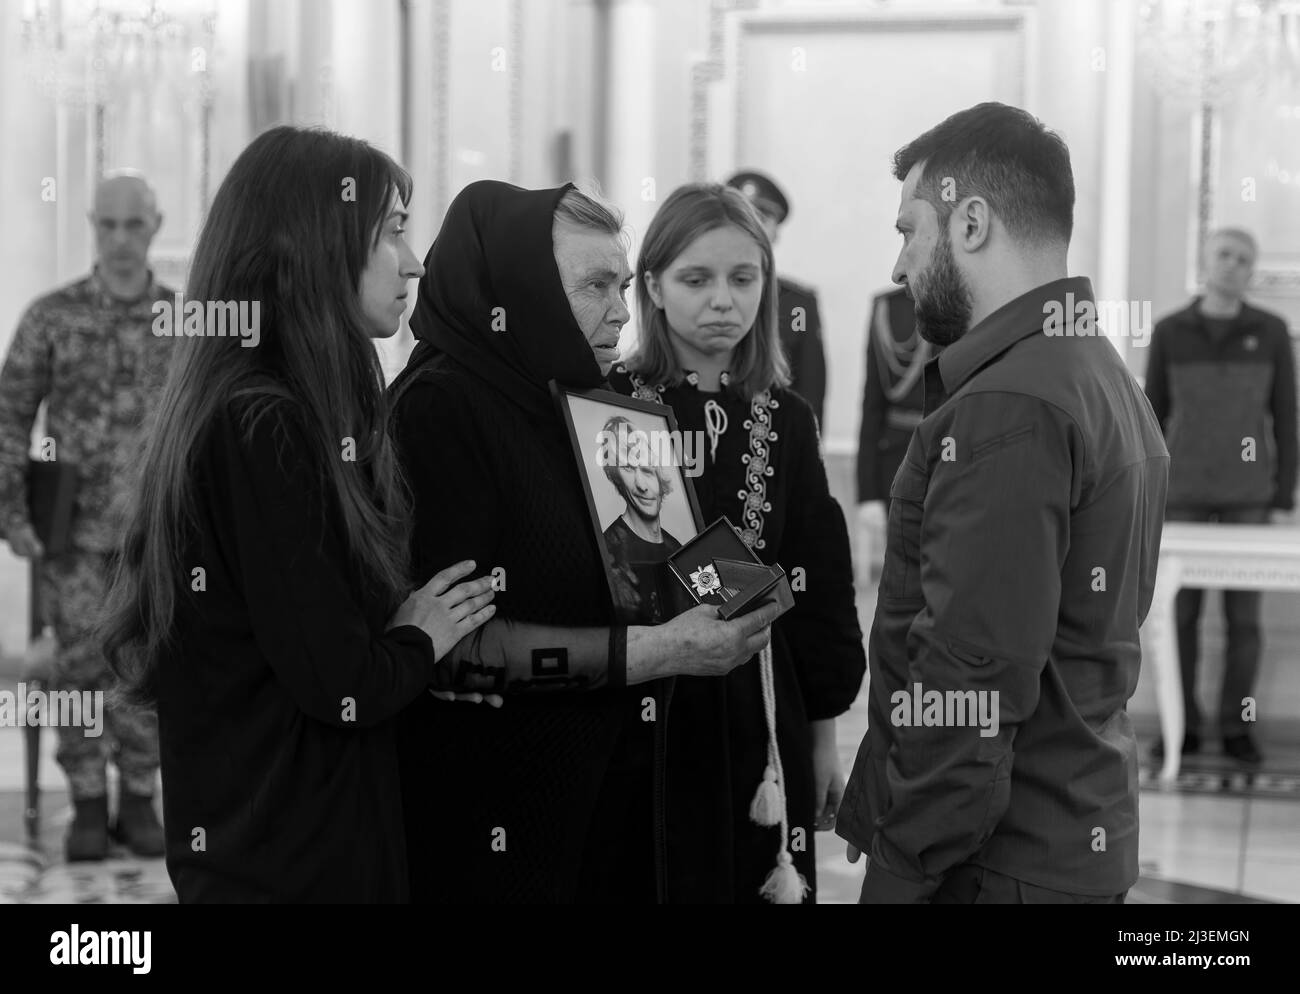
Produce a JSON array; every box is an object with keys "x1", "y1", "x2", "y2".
[{"x1": 554, "y1": 221, "x2": 633, "y2": 375}]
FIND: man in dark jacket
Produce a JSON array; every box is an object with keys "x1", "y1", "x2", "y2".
[
  {"x1": 727, "y1": 171, "x2": 828, "y2": 428},
  {"x1": 855, "y1": 286, "x2": 931, "y2": 577},
  {"x1": 1144, "y1": 228, "x2": 1297, "y2": 765},
  {"x1": 836, "y1": 102, "x2": 1169, "y2": 903}
]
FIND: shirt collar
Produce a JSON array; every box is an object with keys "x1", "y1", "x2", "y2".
[
  {"x1": 1184, "y1": 295, "x2": 1265, "y2": 331},
  {"x1": 89, "y1": 264, "x2": 160, "y2": 308},
  {"x1": 933, "y1": 276, "x2": 1095, "y2": 402}
]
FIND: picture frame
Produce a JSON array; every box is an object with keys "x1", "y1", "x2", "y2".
[{"x1": 550, "y1": 381, "x2": 706, "y2": 625}]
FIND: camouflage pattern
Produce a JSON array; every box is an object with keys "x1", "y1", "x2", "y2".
[
  {"x1": 0, "y1": 268, "x2": 175, "y2": 552},
  {"x1": 0, "y1": 268, "x2": 171, "y2": 800},
  {"x1": 39, "y1": 551, "x2": 160, "y2": 799}
]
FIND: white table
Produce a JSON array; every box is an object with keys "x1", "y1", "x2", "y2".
[{"x1": 1143, "y1": 522, "x2": 1300, "y2": 784}]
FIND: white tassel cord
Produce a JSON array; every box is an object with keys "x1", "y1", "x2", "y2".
[
  {"x1": 703, "y1": 399, "x2": 728, "y2": 463},
  {"x1": 748, "y1": 644, "x2": 783, "y2": 828},
  {"x1": 749, "y1": 642, "x2": 810, "y2": 904}
]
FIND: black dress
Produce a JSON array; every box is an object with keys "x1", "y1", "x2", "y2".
[
  {"x1": 157, "y1": 398, "x2": 439, "y2": 902},
  {"x1": 608, "y1": 363, "x2": 866, "y2": 903},
  {"x1": 389, "y1": 180, "x2": 668, "y2": 903}
]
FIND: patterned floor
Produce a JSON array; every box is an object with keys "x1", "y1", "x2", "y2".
[
  {"x1": 1, "y1": 761, "x2": 1292, "y2": 904},
  {"x1": 813, "y1": 695, "x2": 1296, "y2": 905},
  {"x1": 2, "y1": 618, "x2": 1296, "y2": 904},
  {"x1": 1138, "y1": 752, "x2": 1300, "y2": 799},
  {"x1": 0, "y1": 791, "x2": 174, "y2": 904}
]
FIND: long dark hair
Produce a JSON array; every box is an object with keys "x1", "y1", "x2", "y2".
[
  {"x1": 101, "y1": 125, "x2": 414, "y2": 704},
  {"x1": 628, "y1": 183, "x2": 789, "y2": 402}
]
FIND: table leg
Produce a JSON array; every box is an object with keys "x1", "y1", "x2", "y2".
[{"x1": 1143, "y1": 555, "x2": 1184, "y2": 787}]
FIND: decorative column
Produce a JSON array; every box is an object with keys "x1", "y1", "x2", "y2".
[
  {"x1": 603, "y1": 0, "x2": 656, "y2": 348},
  {"x1": 0, "y1": 2, "x2": 60, "y2": 659},
  {"x1": 330, "y1": 0, "x2": 401, "y2": 153},
  {"x1": 291, "y1": 0, "x2": 333, "y2": 126},
  {"x1": 1098, "y1": 0, "x2": 1136, "y2": 364}
]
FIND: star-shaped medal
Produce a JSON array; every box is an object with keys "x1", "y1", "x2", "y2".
[{"x1": 689, "y1": 564, "x2": 722, "y2": 598}]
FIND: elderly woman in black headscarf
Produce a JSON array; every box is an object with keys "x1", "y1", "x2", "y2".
[{"x1": 388, "y1": 180, "x2": 780, "y2": 903}]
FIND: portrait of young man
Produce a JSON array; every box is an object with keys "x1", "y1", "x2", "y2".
[{"x1": 597, "y1": 414, "x2": 684, "y2": 624}]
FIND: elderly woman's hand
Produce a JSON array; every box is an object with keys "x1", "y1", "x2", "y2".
[{"x1": 626, "y1": 600, "x2": 781, "y2": 683}]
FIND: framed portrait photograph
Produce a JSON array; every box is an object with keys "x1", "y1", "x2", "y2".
[{"x1": 551, "y1": 381, "x2": 705, "y2": 624}]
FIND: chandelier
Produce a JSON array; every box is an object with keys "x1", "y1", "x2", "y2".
[
  {"x1": 19, "y1": 0, "x2": 216, "y2": 113},
  {"x1": 1138, "y1": 0, "x2": 1300, "y2": 108}
]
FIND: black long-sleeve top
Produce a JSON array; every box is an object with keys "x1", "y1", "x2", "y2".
[
  {"x1": 1144, "y1": 297, "x2": 1297, "y2": 510},
  {"x1": 390, "y1": 357, "x2": 642, "y2": 903},
  {"x1": 156, "y1": 399, "x2": 439, "y2": 902}
]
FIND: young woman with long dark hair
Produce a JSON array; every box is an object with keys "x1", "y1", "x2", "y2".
[{"x1": 99, "y1": 126, "x2": 496, "y2": 902}]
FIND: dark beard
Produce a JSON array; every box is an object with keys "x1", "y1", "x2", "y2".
[{"x1": 912, "y1": 233, "x2": 973, "y2": 347}]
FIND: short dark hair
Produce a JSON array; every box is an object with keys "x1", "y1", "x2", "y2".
[
  {"x1": 893, "y1": 102, "x2": 1075, "y2": 247},
  {"x1": 1207, "y1": 226, "x2": 1258, "y2": 261}
]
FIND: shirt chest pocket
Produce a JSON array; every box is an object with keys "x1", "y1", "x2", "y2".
[{"x1": 880, "y1": 459, "x2": 928, "y2": 603}]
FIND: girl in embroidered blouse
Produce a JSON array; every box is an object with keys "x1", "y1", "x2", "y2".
[{"x1": 608, "y1": 183, "x2": 866, "y2": 904}]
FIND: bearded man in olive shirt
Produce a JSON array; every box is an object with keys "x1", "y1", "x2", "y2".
[{"x1": 836, "y1": 102, "x2": 1170, "y2": 903}]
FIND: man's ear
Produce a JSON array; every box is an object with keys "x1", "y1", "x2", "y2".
[
  {"x1": 151, "y1": 212, "x2": 164, "y2": 237},
  {"x1": 644, "y1": 270, "x2": 663, "y2": 309},
  {"x1": 955, "y1": 196, "x2": 991, "y2": 253}
]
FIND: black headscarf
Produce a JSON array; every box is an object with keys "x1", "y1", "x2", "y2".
[{"x1": 391, "y1": 179, "x2": 605, "y2": 419}]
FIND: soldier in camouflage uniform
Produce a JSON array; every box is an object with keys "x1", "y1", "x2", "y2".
[{"x1": 0, "y1": 172, "x2": 172, "y2": 861}]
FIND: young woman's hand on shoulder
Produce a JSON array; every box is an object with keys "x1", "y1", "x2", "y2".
[{"x1": 388, "y1": 559, "x2": 496, "y2": 660}]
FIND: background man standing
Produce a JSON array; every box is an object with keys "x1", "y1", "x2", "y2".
[
  {"x1": 836, "y1": 103, "x2": 1169, "y2": 903},
  {"x1": 856, "y1": 285, "x2": 931, "y2": 579},
  {"x1": 1144, "y1": 228, "x2": 1297, "y2": 765},
  {"x1": 0, "y1": 171, "x2": 173, "y2": 861},
  {"x1": 727, "y1": 170, "x2": 828, "y2": 429}
]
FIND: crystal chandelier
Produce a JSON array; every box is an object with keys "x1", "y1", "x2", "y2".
[
  {"x1": 19, "y1": 0, "x2": 216, "y2": 113},
  {"x1": 1138, "y1": 0, "x2": 1300, "y2": 108}
]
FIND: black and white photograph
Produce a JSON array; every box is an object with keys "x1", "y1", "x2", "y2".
[
  {"x1": 553, "y1": 385, "x2": 703, "y2": 625},
  {"x1": 0, "y1": 0, "x2": 1294, "y2": 967}
]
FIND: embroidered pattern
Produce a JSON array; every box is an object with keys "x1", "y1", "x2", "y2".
[
  {"x1": 624, "y1": 366, "x2": 665, "y2": 404},
  {"x1": 738, "y1": 391, "x2": 778, "y2": 550},
  {"x1": 627, "y1": 368, "x2": 778, "y2": 550}
]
